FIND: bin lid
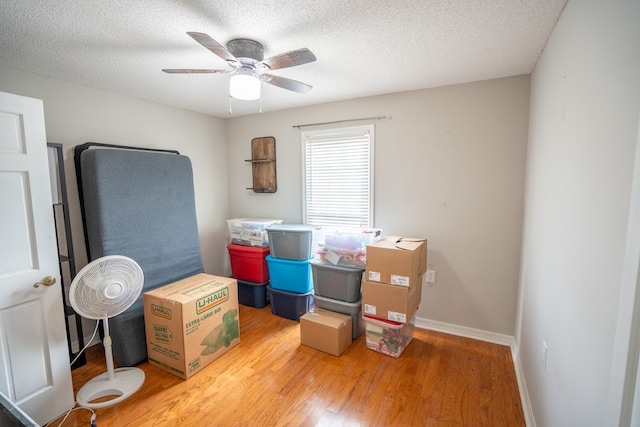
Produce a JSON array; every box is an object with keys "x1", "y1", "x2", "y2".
[
  {"x1": 266, "y1": 224, "x2": 319, "y2": 232},
  {"x1": 227, "y1": 218, "x2": 283, "y2": 226},
  {"x1": 310, "y1": 260, "x2": 365, "y2": 272}
]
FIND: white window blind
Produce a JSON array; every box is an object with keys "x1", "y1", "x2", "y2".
[{"x1": 302, "y1": 125, "x2": 374, "y2": 228}]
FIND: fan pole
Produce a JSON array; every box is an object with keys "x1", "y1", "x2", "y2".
[{"x1": 102, "y1": 317, "x2": 115, "y2": 381}]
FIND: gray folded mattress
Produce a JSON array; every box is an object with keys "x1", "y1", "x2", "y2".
[{"x1": 79, "y1": 146, "x2": 204, "y2": 366}]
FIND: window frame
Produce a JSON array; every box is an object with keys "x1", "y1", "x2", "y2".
[{"x1": 301, "y1": 124, "x2": 375, "y2": 229}]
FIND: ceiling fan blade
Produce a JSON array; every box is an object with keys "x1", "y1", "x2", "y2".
[
  {"x1": 162, "y1": 68, "x2": 231, "y2": 74},
  {"x1": 256, "y1": 48, "x2": 316, "y2": 71},
  {"x1": 186, "y1": 32, "x2": 241, "y2": 68},
  {"x1": 260, "y1": 73, "x2": 313, "y2": 93}
]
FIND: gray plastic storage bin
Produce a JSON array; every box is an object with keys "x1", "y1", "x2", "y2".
[
  {"x1": 313, "y1": 294, "x2": 365, "y2": 339},
  {"x1": 311, "y1": 261, "x2": 364, "y2": 303},
  {"x1": 266, "y1": 224, "x2": 318, "y2": 260}
]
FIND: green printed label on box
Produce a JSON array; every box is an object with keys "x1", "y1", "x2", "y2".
[
  {"x1": 150, "y1": 304, "x2": 172, "y2": 319},
  {"x1": 196, "y1": 287, "x2": 229, "y2": 315},
  {"x1": 153, "y1": 324, "x2": 173, "y2": 344},
  {"x1": 188, "y1": 358, "x2": 201, "y2": 373}
]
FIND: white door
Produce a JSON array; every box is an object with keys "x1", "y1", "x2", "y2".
[{"x1": 0, "y1": 91, "x2": 74, "y2": 425}]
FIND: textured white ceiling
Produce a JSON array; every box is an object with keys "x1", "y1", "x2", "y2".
[{"x1": 0, "y1": 0, "x2": 567, "y2": 118}]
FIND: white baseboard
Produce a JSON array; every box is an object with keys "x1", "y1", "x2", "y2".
[
  {"x1": 69, "y1": 322, "x2": 101, "y2": 356},
  {"x1": 511, "y1": 343, "x2": 535, "y2": 427},
  {"x1": 81, "y1": 329, "x2": 101, "y2": 349},
  {"x1": 415, "y1": 316, "x2": 535, "y2": 427},
  {"x1": 70, "y1": 336, "x2": 100, "y2": 357}
]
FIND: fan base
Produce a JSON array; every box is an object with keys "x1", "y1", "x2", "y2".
[
  {"x1": 227, "y1": 38, "x2": 264, "y2": 62},
  {"x1": 76, "y1": 367, "x2": 145, "y2": 409}
]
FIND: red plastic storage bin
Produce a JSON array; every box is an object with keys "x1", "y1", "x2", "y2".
[{"x1": 227, "y1": 243, "x2": 270, "y2": 283}]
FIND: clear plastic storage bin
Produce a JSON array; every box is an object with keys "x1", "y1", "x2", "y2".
[
  {"x1": 363, "y1": 315, "x2": 415, "y2": 358},
  {"x1": 227, "y1": 218, "x2": 283, "y2": 247},
  {"x1": 317, "y1": 228, "x2": 381, "y2": 267},
  {"x1": 324, "y1": 228, "x2": 381, "y2": 251}
]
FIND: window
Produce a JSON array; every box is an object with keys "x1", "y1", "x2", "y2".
[{"x1": 302, "y1": 125, "x2": 374, "y2": 228}]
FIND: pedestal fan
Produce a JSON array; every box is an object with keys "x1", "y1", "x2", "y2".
[{"x1": 69, "y1": 255, "x2": 145, "y2": 409}]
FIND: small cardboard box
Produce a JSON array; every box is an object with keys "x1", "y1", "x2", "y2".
[
  {"x1": 300, "y1": 308, "x2": 353, "y2": 356},
  {"x1": 361, "y1": 280, "x2": 421, "y2": 323},
  {"x1": 143, "y1": 273, "x2": 240, "y2": 379},
  {"x1": 364, "y1": 236, "x2": 427, "y2": 287}
]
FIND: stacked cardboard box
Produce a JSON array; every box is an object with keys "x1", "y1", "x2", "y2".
[{"x1": 361, "y1": 236, "x2": 427, "y2": 357}]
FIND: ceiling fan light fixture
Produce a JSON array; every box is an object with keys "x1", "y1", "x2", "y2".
[
  {"x1": 164, "y1": 33, "x2": 316, "y2": 99},
  {"x1": 230, "y1": 70, "x2": 261, "y2": 100}
]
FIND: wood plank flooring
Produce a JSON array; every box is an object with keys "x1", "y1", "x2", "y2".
[{"x1": 54, "y1": 305, "x2": 525, "y2": 426}]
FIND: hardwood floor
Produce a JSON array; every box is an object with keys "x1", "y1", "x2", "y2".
[{"x1": 55, "y1": 305, "x2": 525, "y2": 426}]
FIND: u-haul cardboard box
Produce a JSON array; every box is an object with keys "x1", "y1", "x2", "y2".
[
  {"x1": 143, "y1": 273, "x2": 239, "y2": 379},
  {"x1": 364, "y1": 236, "x2": 427, "y2": 287}
]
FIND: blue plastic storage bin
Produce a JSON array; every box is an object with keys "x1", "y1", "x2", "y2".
[
  {"x1": 237, "y1": 279, "x2": 269, "y2": 308},
  {"x1": 266, "y1": 255, "x2": 313, "y2": 293},
  {"x1": 267, "y1": 285, "x2": 314, "y2": 321}
]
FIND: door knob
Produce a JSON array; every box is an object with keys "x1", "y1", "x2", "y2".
[{"x1": 34, "y1": 275, "x2": 56, "y2": 288}]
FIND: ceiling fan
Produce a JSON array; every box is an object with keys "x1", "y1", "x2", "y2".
[{"x1": 163, "y1": 32, "x2": 317, "y2": 99}]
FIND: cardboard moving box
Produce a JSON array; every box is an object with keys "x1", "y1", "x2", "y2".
[
  {"x1": 362, "y1": 280, "x2": 421, "y2": 323},
  {"x1": 300, "y1": 308, "x2": 353, "y2": 356},
  {"x1": 365, "y1": 236, "x2": 427, "y2": 287},
  {"x1": 143, "y1": 273, "x2": 239, "y2": 379}
]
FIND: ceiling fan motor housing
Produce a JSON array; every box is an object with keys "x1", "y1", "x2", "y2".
[{"x1": 227, "y1": 39, "x2": 264, "y2": 63}]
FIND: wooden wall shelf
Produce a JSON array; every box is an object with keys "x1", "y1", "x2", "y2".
[{"x1": 245, "y1": 136, "x2": 276, "y2": 193}]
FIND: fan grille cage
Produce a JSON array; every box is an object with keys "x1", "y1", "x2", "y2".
[{"x1": 70, "y1": 255, "x2": 144, "y2": 319}]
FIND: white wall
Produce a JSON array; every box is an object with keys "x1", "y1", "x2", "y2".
[
  {"x1": 518, "y1": 0, "x2": 640, "y2": 425},
  {"x1": 0, "y1": 66, "x2": 529, "y2": 338},
  {"x1": 0, "y1": 65, "x2": 229, "y2": 276},
  {"x1": 227, "y1": 76, "x2": 530, "y2": 336}
]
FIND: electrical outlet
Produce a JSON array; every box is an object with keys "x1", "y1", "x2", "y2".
[
  {"x1": 426, "y1": 269, "x2": 436, "y2": 283},
  {"x1": 542, "y1": 341, "x2": 548, "y2": 369}
]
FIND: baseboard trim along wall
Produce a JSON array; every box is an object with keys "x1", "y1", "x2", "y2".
[{"x1": 415, "y1": 317, "x2": 535, "y2": 427}]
